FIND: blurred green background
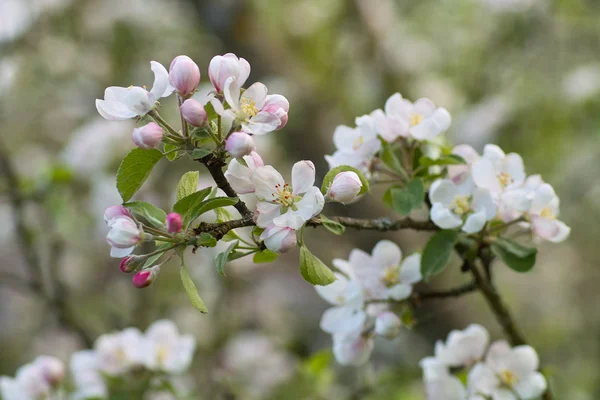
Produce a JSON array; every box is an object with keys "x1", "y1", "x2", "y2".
[{"x1": 0, "y1": 0, "x2": 598, "y2": 398}]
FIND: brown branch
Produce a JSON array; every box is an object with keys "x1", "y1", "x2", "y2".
[
  {"x1": 307, "y1": 216, "x2": 438, "y2": 232},
  {"x1": 414, "y1": 281, "x2": 477, "y2": 300}
]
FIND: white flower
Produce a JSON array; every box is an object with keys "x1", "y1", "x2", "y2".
[
  {"x1": 208, "y1": 53, "x2": 251, "y2": 93},
  {"x1": 429, "y1": 179, "x2": 497, "y2": 233},
  {"x1": 96, "y1": 61, "x2": 173, "y2": 120},
  {"x1": 219, "y1": 79, "x2": 289, "y2": 135},
  {"x1": 141, "y1": 320, "x2": 196, "y2": 374},
  {"x1": 472, "y1": 144, "x2": 526, "y2": 195},
  {"x1": 224, "y1": 151, "x2": 264, "y2": 194},
  {"x1": 105, "y1": 216, "x2": 142, "y2": 258},
  {"x1": 433, "y1": 324, "x2": 490, "y2": 367},
  {"x1": 382, "y1": 93, "x2": 452, "y2": 141},
  {"x1": 252, "y1": 161, "x2": 324, "y2": 229},
  {"x1": 325, "y1": 114, "x2": 381, "y2": 176},
  {"x1": 70, "y1": 350, "x2": 107, "y2": 400},
  {"x1": 94, "y1": 328, "x2": 145, "y2": 375},
  {"x1": 467, "y1": 341, "x2": 547, "y2": 400},
  {"x1": 423, "y1": 374, "x2": 467, "y2": 400},
  {"x1": 332, "y1": 331, "x2": 375, "y2": 366},
  {"x1": 260, "y1": 224, "x2": 297, "y2": 253},
  {"x1": 374, "y1": 311, "x2": 402, "y2": 339},
  {"x1": 325, "y1": 171, "x2": 363, "y2": 204},
  {"x1": 525, "y1": 180, "x2": 570, "y2": 243}
]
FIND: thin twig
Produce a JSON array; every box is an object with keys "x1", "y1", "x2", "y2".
[{"x1": 307, "y1": 215, "x2": 438, "y2": 232}]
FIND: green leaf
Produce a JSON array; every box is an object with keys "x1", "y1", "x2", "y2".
[
  {"x1": 116, "y1": 148, "x2": 163, "y2": 202},
  {"x1": 172, "y1": 187, "x2": 211, "y2": 215},
  {"x1": 190, "y1": 148, "x2": 212, "y2": 160},
  {"x1": 215, "y1": 205, "x2": 234, "y2": 223},
  {"x1": 196, "y1": 233, "x2": 217, "y2": 247},
  {"x1": 421, "y1": 230, "x2": 459, "y2": 279},
  {"x1": 299, "y1": 246, "x2": 336, "y2": 286},
  {"x1": 163, "y1": 143, "x2": 181, "y2": 161},
  {"x1": 184, "y1": 196, "x2": 239, "y2": 228},
  {"x1": 321, "y1": 165, "x2": 370, "y2": 196},
  {"x1": 419, "y1": 154, "x2": 466, "y2": 168},
  {"x1": 180, "y1": 264, "x2": 208, "y2": 313},
  {"x1": 253, "y1": 249, "x2": 279, "y2": 264},
  {"x1": 142, "y1": 243, "x2": 173, "y2": 268},
  {"x1": 318, "y1": 215, "x2": 345, "y2": 235},
  {"x1": 491, "y1": 237, "x2": 537, "y2": 273},
  {"x1": 389, "y1": 178, "x2": 424, "y2": 215},
  {"x1": 400, "y1": 308, "x2": 416, "y2": 329},
  {"x1": 123, "y1": 201, "x2": 166, "y2": 228},
  {"x1": 215, "y1": 241, "x2": 238, "y2": 276},
  {"x1": 380, "y1": 140, "x2": 405, "y2": 174},
  {"x1": 176, "y1": 171, "x2": 199, "y2": 201},
  {"x1": 203, "y1": 100, "x2": 218, "y2": 122}
]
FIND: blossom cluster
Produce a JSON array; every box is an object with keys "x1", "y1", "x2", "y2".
[
  {"x1": 420, "y1": 324, "x2": 547, "y2": 399},
  {"x1": 314, "y1": 240, "x2": 422, "y2": 365},
  {"x1": 0, "y1": 356, "x2": 65, "y2": 400}
]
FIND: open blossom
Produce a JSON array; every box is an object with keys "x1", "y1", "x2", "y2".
[
  {"x1": 70, "y1": 351, "x2": 107, "y2": 400},
  {"x1": 374, "y1": 311, "x2": 402, "y2": 339},
  {"x1": 224, "y1": 151, "x2": 264, "y2": 194},
  {"x1": 260, "y1": 224, "x2": 297, "y2": 253},
  {"x1": 96, "y1": 61, "x2": 174, "y2": 120},
  {"x1": 219, "y1": 79, "x2": 289, "y2": 135},
  {"x1": 429, "y1": 178, "x2": 497, "y2": 233},
  {"x1": 0, "y1": 356, "x2": 65, "y2": 400},
  {"x1": 332, "y1": 331, "x2": 375, "y2": 366},
  {"x1": 252, "y1": 161, "x2": 324, "y2": 230},
  {"x1": 95, "y1": 328, "x2": 145, "y2": 375},
  {"x1": 432, "y1": 324, "x2": 490, "y2": 367},
  {"x1": 325, "y1": 114, "x2": 381, "y2": 176},
  {"x1": 524, "y1": 178, "x2": 570, "y2": 243},
  {"x1": 472, "y1": 144, "x2": 526, "y2": 195},
  {"x1": 169, "y1": 55, "x2": 200, "y2": 97},
  {"x1": 106, "y1": 215, "x2": 142, "y2": 258},
  {"x1": 325, "y1": 171, "x2": 362, "y2": 203},
  {"x1": 468, "y1": 341, "x2": 547, "y2": 399},
  {"x1": 381, "y1": 93, "x2": 452, "y2": 141},
  {"x1": 140, "y1": 320, "x2": 196, "y2": 374},
  {"x1": 208, "y1": 53, "x2": 251, "y2": 93}
]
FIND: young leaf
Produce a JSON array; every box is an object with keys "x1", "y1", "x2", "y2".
[
  {"x1": 215, "y1": 241, "x2": 238, "y2": 276},
  {"x1": 172, "y1": 187, "x2": 212, "y2": 215},
  {"x1": 321, "y1": 165, "x2": 370, "y2": 196},
  {"x1": 421, "y1": 230, "x2": 459, "y2": 279},
  {"x1": 190, "y1": 148, "x2": 212, "y2": 160},
  {"x1": 142, "y1": 243, "x2": 173, "y2": 269},
  {"x1": 196, "y1": 233, "x2": 217, "y2": 247},
  {"x1": 184, "y1": 196, "x2": 239, "y2": 228},
  {"x1": 116, "y1": 148, "x2": 163, "y2": 202},
  {"x1": 491, "y1": 237, "x2": 537, "y2": 273},
  {"x1": 380, "y1": 140, "x2": 405, "y2": 175},
  {"x1": 180, "y1": 264, "x2": 208, "y2": 313},
  {"x1": 318, "y1": 215, "x2": 345, "y2": 235},
  {"x1": 176, "y1": 171, "x2": 199, "y2": 201},
  {"x1": 389, "y1": 179, "x2": 425, "y2": 215},
  {"x1": 299, "y1": 246, "x2": 336, "y2": 286},
  {"x1": 253, "y1": 249, "x2": 279, "y2": 264},
  {"x1": 123, "y1": 201, "x2": 167, "y2": 228},
  {"x1": 419, "y1": 154, "x2": 466, "y2": 168},
  {"x1": 163, "y1": 143, "x2": 181, "y2": 161}
]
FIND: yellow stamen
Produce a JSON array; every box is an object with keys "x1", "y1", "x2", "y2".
[
  {"x1": 240, "y1": 98, "x2": 259, "y2": 118},
  {"x1": 540, "y1": 207, "x2": 555, "y2": 219},
  {"x1": 409, "y1": 113, "x2": 424, "y2": 127},
  {"x1": 352, "y1": 136, "x2": 364, "y2": 151},
  {"x1": 382, "y1": 266, "x2": 399, "y2": 287},
  {"x1": 497, "y1": 172, "x2": 513, "y2": 187},
  {"x1": 272, "y1": 183, "x2": 295, "y2": 207},
  {"x1": 451, "y1": 195, "x2": 471, "y2": 215},
  {"x1": 500, "y1": 370, "x2": 519, "y2": 387},
  {"x1": 157, "y1": 345, "x2": 168, "y2": 364}
]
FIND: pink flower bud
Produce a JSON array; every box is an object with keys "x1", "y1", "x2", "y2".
[
  {"x1": 260, "y1": 224, "x2": 297, "y2": 253},
  {"x1": 132, "y1": 266, "x2": 159, "y2": 288},
  {"x1": 225, "y1": 131, "x2": 255, "y2": 158},
  {"x1": 104, "y1": 205, "x2": 131, "y2": 226},
  {"x1": 326, "y1": 171, "x2": 363, "y2": 203},
  {"x1": 106, "y1": 217, "x2": 141, "y2": 248},
  {"x1": 375, "y1": 311, "x2": 402, "y2": 339},
  {"x1": 166, "y1": 212, "x2": 183, "y2": 233},
  {"x1": 180, "y1": 98, "x2": 207, "y2": 127},
  {"x1": 169, "y1": 55, "x2": 201, "y2": 97},
  {"x1": 132, "y1": 122, "x2": 163, "y2": 149},
  {"x1": 119, "y1": 256, "x2": 140, "y2": 273},
  {"x1": 208, "y1": 53, "x2": 251, "y2": 92},
  {"x1": 263, "y1": 95, "x2": 290, "y2": 130}
]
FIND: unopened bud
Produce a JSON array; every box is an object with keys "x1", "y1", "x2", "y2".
[
  {"x1": 208, "y1": 53, "x2": 251, "y2": 93},
  {"x1": 132, "y1": 122, "x2": 163, "y2": 149},
  {"x1": 166, "y1": 212, "x2": 183, "y2": 233},
  {"x1": 225, "y1": 131, "x2": 255, "y2": 158},
  {"x1": 132, "y1": 266, "x2": 159, "y2": 288},
  {"x1": 169, "y1": 55, "x2": 201, "y2": 97},
  {"x1": 119, "y1": 255, "x2": 142, "y2": 273},
  {"x1": 263, "y1": 95, "x2": 289, "y2": 130},
  {"x1": 180, "y1": 98, "x2": 207, "y2": 127},
  {"x1": 326, "y1": 171, "x2": 362, "y2": 203},
  {"x1": 104, "y1": 205, "x2": 131, "y2": 226},
  {"x1": 375, "y1": 311, "x2": 402, "y2": 339},
  {"x1": 106, "y1": 217, "x2": 141, "y2": 248},
  {"x1": 260, "y1": 224, "x2": 297, "y2": 253}
]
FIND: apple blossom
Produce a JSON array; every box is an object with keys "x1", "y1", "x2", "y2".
[
  {"x1": 525, "y1": 180, "x2": 571, "y2": 243},
  {"x1": 325, "y1": 171, "x2": 363, "y2": 204},
  {"x1": 94, "y1": 328, "x2": 145, "y2": 375},
  {"x1": 70, "y1": 351, "x2": 107, "y2": 400},
  {"x1": 252, "y1": 160, "x2": 324, "y2": 229},
  {"x1": 133, "y1": 266, "x2": 160, "y2": 288},
  {"x1": 433, "y1": 324, "x2": 490, "y2": 367},
  {"x1": 472, "y1": 144, "x2": 526, "y2": 194},
  {"x1": 103, "y1": 205, "x2": 131, "y2": 225},
  {"x1": 0, "y1": 356, "x2": 65, "y2": 400},
  {"x1": 260, "y1": 223, "x2": 297, "y2": 253},
  {"x1": 33, "y1": 356, "x2": 65, "y2": 387},
  {"x1": 374, "y1": 311, "x2": 402, "y2": 339},
  {"x1": 132, "y1": 122, "x2": 163, "y2": 149},
  {"x1": 422, "y1": 371, "x2": 467, "y2": 400},
  {"x1": 96, "y1": 61, "x2": 173, "y2": 120},
  {"x1": 224, "y1": 151, "x2": 264, "y2": 194},
  {"x1": 169, "y1": 55, "x2": 200, "y2": 97},
  {"x1": 140, "y1": 320, "x2": 196, "y2": 374},
  {"x1": 225, "y1": 131, "x2": 255, "y2": 158},
  {"x1": 467, "y1": 341, "x2": 547, "y2": 399},
  {"x1": 180, "y1": 98, "x2": 207, "y2": 127},
  {"x1": 429, "y1": 178, "x2": 497, "y2": 233},
  {"x1": 106, "y1": 216, "x2": 142, "y2": 258},
  {"x1": 208, "y1": 53, "x2": 251, "y2": 93},
  {"x1": 219, "y1": 79, "x2": 289, "y2": 135},
  {"x1": 166, "y1": 212, "x2": 183, "y2": 233},
  {"x1": 332, "y1": 331, "x2": 375, "y2": 366}
]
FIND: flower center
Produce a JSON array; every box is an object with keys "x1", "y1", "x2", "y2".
[
  {"x1": 272, "y1": 183, "x2": 295, "y2": 207},
  {"x1": 540, "y1": 207, "x2": 555, "y2": 219},
  {"x1": 409, "y1": 113, "x2": 424, "y2": 127},
  {"x1": 500, "y1": 369, "x2": 519, "y2": 387},
  {"x1": 352, "y1": 136, "x2": 364, "y2": 151},
  {"x1": 497, "y1": 172, "x2": 513, "y2": 187},
  {"x1": 451, "y1": 195, "x2": 471, "y2": 215},
  {"x1": 240, "y1": 98, "x2": 259, "y2": 118},
  {"x1": 157, "y1": 345, "x2": 168, "y2": 364},
  {"x1": 382, "y1": 266, "x2": 399, "y2": 287}
]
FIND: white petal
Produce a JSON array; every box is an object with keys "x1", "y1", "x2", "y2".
[
  {"x1": 332, "y1": 332, "x2": 374, "y2": 366},
  {"x1": 371, "y1": 240, "x2": 402, "y2": 270},
  {"x1": 514, "y1": 372, "x2": 547, "y2": 399},
  {"x1": 237, "y1": 57, "x2": 251, "y2": 87},
  {"x1": 507, "y1": 345, "x2": 539, "y2": 375},
  {"x1": 223, "y1": 77, "x2": 241, "y2": 110},
  {"x1": 252, "y1": 166, "x2": 285, "y2": 201},
  {"x1": 110, "y1": 246, "x2": 134, "y2": 258},
  {"x1": 332, "y1": 125, "x2": 360, "y2": 151},
  {"x1": 241, "y1": 82, "x2": 268, "y2": 109},
  {"x1": 291, "y1": 161, "x2": 316, "y2": 195},
  {"x1": 149, "y1": 61, "x2": 173, "y2": 100},
  {"x1": 243, "y1": 111, "x2": 280, "y2": 135},
  {"x1": 430, "y1": 203, "x2": 462, "y2": 229},
  {"x1": 430, "y1": 179, "x2": 459, "y2": 206},
  {"x1": 255, "y1": 202, "x2": 281, "y2": 228},
  {"x1": 485, "y1": 340, "x2": 512, "y2": 371},
  {"x1": 482, "y1": 144, "x2": 505, "y2": 163},
  {"x1": 472, "y1": 158, "x2": 502, "y2": 193},
  {"x1": 320, "y1": 306, "x2": 365, "y2": 334},
  {"x1": 462, "y1": 210, "x2": 487, "y2": 233},
  {"x1": 503, "y1": 153, "x2": 526, "y2": 184},
  {"x1": 315, "y1": 273, "x2": 350, "y2": 305},
  {"x1": 467, "y1": 363, "x2": 500, "y2": 394},
  {"x1": 95, "y1": 99, "x2": 137, "y2": 121},
  {"x1": 472, "y1": 188, "x2": 497, "y2": 220},
  {"x1": 399, "y1": 253, "x2": 422, "y2": 284},
  {"x1": 387, "y1": 282, "x2": 412, "y2": 300}
]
